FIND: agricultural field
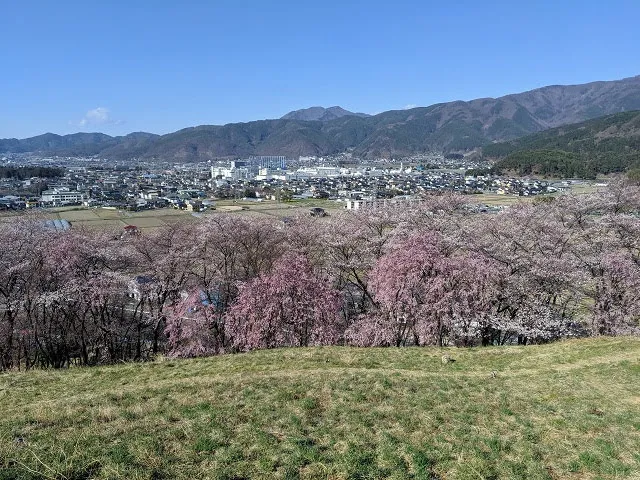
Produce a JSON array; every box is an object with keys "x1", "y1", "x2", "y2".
[
  {"x1": 35, "y1": 207, "x2": 198, "y2": 231},
  {"x1": 213, "y1": 199, "x2": 345, "y2": 218},
  {"x1": 0, "y1": 200, "x2": 346, "y2": 230},
  {"x1": 465, "y1": 193, "x2": 531, "y2": 206},
  {"x1": 0, "y1": 182, "x2": 610, "y2": 230},
  {"x1": 465, "y1": 183, "x2": 607, "y2": 207},
  {"x1": 0, "y1": 337, "x2": 638, "y2": 479}
]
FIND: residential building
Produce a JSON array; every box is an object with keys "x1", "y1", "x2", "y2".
[{"x1": 40, "y1": 188, "x2": 87, "y2": 205}]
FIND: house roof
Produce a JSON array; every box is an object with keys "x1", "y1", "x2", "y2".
[{"x1": 42, "y1": 219, "x2": 71, "y2": 231}]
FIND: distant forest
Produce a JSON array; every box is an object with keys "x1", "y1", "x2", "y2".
[{"x1": 0, "y1": 166, "x2": 65, "y2": 180}]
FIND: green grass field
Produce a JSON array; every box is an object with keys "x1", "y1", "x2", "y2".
[{"x1": 1, "y1": 338, "x2": 638, "y2": 479}]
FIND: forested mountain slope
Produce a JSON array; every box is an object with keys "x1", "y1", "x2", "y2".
[{"x1": 484, "y1": 110, "x2": 640, "y2": 177}]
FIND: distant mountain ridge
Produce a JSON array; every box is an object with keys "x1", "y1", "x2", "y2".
[
  {"x1": 281, "y1": 106, "x2": 370, "y2": 122},
  {"x1": 0, "y1": 132, "x2": 160, "y2": 158},
  {"x1": 2, "y1": 75, "x2": 640, "y2": 160}
]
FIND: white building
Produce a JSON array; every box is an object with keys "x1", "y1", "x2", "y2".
[
  {"x1": 291, "y1": 166, "x2": 341, "y2": 179},
  {"x1": 40, "y1": 188, "x2": 87, "y2": 205},
  {"x1": 211, "y1": 166, "x2": 251, "y2": 180},
  {"x1": 345, "y1": 196, "x2": 420, "y2": 210},
  {"x1": 346, "y1": 198, "x2": 386, "y2": 210},
  {"x1": 140, "y1": 190, "x2": 159, "y2": 200}
]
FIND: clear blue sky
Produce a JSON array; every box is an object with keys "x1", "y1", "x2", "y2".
[{"x1": 1, "y1": 0, "x2": 639, "y2": 138}]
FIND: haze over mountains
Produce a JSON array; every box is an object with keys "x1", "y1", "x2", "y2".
[{"x1": 2, "y1": 75, "x2": 640, "y2": 161}]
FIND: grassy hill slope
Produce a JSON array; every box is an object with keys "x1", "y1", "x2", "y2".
[{"x1": 1, "y1": 338, "x2": 639, "y2": 479}]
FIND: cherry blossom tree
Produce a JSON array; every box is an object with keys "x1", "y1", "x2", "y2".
[
  {"x1": 165, "y1": 289, "x2": 226, "y2": 358},
  {"x1": 0, "y1": 220, "x2": 47, "y2": 369},
  {"x1": 163, "y1": 215, "x2": 288, "y2": 357},
  {"x1": 347, "y1": 231, "x2": 503, "y2": 347},
  {"x1": 1, "y1": 186, "x2": 639, "y2": 370},
  {"x1": 226, "y1": 252, "x2": 343, "y2": 351},
  {"x1": 129, "y1": 223, "x2": 197, "y2": 354},
  {"x1": 461, "y1": 200, "x2": 587, "y2": 344}
]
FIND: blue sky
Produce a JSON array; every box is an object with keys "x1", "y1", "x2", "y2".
[{"x1": 1, "y1": 0, "x2": 639, "y2": 138}]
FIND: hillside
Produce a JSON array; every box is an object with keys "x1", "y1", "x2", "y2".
[
  {"x1": 1, "y1": 338, "x2": 639, "y2": 479},
  {"x1": 2, "y1": 75, "x2": 640, "y2": 160},
  {"x1": 484, "y1": 110, "x2": 640, "y2": 178}
]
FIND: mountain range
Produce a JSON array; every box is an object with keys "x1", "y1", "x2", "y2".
[{"x1": 2, "y1": 75, "x2": 640, "y2": 161}]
